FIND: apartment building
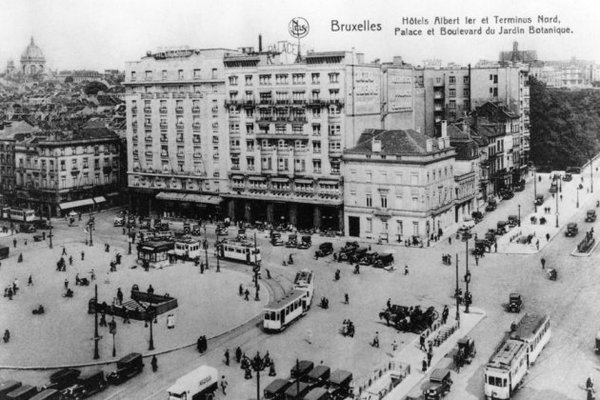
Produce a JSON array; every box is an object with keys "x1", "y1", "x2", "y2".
[
  {"x1": 221, "y1": 50, "x2": 384, "y2": 230},
  {"x1": 343, "y1": 128, "x2": 456, "y2": 242},
  {"x1": 124, "y1": 48, "x2": 238, "y2": 219},
  {"x1": 13, "y1": 128, "x2": 121, "y2": 216},
  {"x1": 0, "y1": 120, "x2": 39, "y2": 196}
]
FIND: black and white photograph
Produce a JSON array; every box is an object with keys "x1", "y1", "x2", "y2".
[{"x1": 0, "y1": 0, "x2": 598, "y2": 399}]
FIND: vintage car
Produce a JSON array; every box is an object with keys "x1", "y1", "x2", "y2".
[
  {"x1": 107, "y1": 353, "x2": 144, "y2": 385},
  {"x1": 507, "y1": 293, "x2": 522, "y2": 313},
  {"x1": 500, "y1": 189, "x2": 514, "y2": 200},
  {"x1": 263, "y1": 378, "x2": 291, "y2": 400},
  {"x1": 373, "y1": 253, "x2": 394, "y2": 268},
  {"x1": 565, "y1": 222, "x2": 579, "y2": 237},
  {"x1": 113, "y1": 217, "x2": 125, "y2": 227},
  {"x1": 456, "y1": 336, "x2": 477, "y2": 366},
  {"x1": 328, "y1": 369, "x2": 353, "y2": 399},
  {"x1": 507, "y1": 215, "x2": 520, "y2": 227},
  {"x1": 535, "y1": 194, "x2": 544, "y2": 206},
  {"x1": 60, "y1": 371, "x2": 107, "y2": 400},
  {"x1": 285, "y1": 234, "x2": 298, "y2": 248},
  {"x1": 485, "y1": 198, "x2": 497, "y2": 212},
  {"x1": 216, "y1": 224, "x2": 229, "y2": 236},
  {"x1": 496, "y1": 221, "x2": 509, "y2": 235},
  {"x1": 315, "y1": 242, "x2": 333, "y2": 257},
  {"x1": 423, "y1": 368, "x2": 453, "y2": 400},
  {"x1": 563, "y1": 173, "x2": 573, "y2": 182},
  {"x1": 270, "y1": 232, "x2": 284, "y2": 246},
  {"x1": 359, "y1": 251, "x2": 378, "y2": 265},
  {"x1": 547, "y1": 268, "x2": 558, "y2": 281},
  {"x1": 297, "y1": 235, "x2": 312, "y2": 249},
  {"x1": 549, "y1": 181, "x2": 558, "y2": 193},
  {"x1": 514, "y1": 179, "x2": 526, "y2": 192},
  {"x1": 586, "y1": 210, "x2": 597, "y2": 223}
]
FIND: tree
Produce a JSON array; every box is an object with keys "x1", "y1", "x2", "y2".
[
  {"x1": 64, "y1": 76, "x2": 73, "y2": 83},
  {"x1": 84, "y1": 81, "x2": 108, "y2": 95}
]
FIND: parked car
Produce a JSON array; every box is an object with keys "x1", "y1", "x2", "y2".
[
  {"x1": 514, "y1": 179, "x2": 526, "y2": 192},
  {"x1": 34, "y1": 219, "x2": 51, "y2": 230},
  {"x1": 285, "y1": 234, "x2": 298, "y2": 248},
  {"x1": 297, "y1": 235, "x2": 312, "y2": 249},
  {"x1": 496, "y1": 221, "x2": 508, "y2": 235},
  {"x1": 270, "y1": 232, "x2": 284, "y2": 246},
  {"x1": 500, "y1": 190, "x2": 514, "y2": 200},
  {"x1": 565, "y1": 222, "x2": 579, "y2": 237},
  {"x1": 315, "y1": 242, "x2": 333, "y2": 257},
  {"x1": 507, "y1": 215, "x2": 520, "y2": 227},
  {"x1": 107, "y1": 353, "x2": 144, "y2": 385},
  {"x1": 374, "y1": 253, "x2": 394, "y2": 268},
  {"x1": 563, "y1": 173, "x2": 573, "y2": 182},
  {"x1": 423, "y1": 368, "x2": 453, "y2": 400},
  {"x1": 586, "y1": 210, "x2": 597, "y2": 223},
  {"x1": 535, "y1": 194, "x2": 544, "y2": 206},
  {"x1": 19, "y1": 223, "x2": 36, "y2": 233},
  {"x1": 113, "y1": 217, "x2": 125, "y2": 227},
  {"x1": 485, "y1": 199, "x2": 497, "y2": 212}
]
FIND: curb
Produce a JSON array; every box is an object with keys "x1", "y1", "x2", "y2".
[{"x1": 570, "y1": 237, "x2": 600, "y2": 257}]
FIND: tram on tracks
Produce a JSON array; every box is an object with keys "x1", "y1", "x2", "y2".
[
  {"x1": 484, "y1": 313, "x2": 551, "y2": 399},
  {"x1": 5, "y1": 208, "x2": 38, "y2": 222},
  {"x1": 263, "y1": 269, "x2": 314, "y2": 332},
  {"x1": 217, "y1": 239, "x2": 262, "y2": 266}
]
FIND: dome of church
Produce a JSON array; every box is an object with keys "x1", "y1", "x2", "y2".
[{"x1": 21, "y1": 37, "x2": 45, "y2": 62}]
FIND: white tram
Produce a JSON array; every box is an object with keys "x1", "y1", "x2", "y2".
[
  {"x1": 9, "y1": 208, "x2": 37, "y2": 222},
  {"x1": 484, "y1": 314, "x2": 551, "y2": 399},
  {"x1": 172, "y1": 239, "x2": 202, "y2": 260},
  {"x1": 263, "y1": 269, "x2": 314, "y2": 332},
  {"x1": 217, "y1": 239, "x2": 261, "y2": 265}
]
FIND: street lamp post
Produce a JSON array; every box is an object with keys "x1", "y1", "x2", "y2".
[
  {"x1": 250, "y1": 352, "x2": 269, "y2": 400},
  {"x1": 518, "y1": 205, "x2": 521, "y2": 227},
  {"x1": 455, "y1": 253, "x2": 460, "y2": 327},
  {"x1": 48, "y1": 218, "x2": 53, "y2": 249},
  {"x1": 88, "y1": 220, "x2": 94, "y2": 247},
  {"x1": 464, "y1": 234, "x2": 471, "y2": 314},
  {"x1": 577, "y1": 187, "x2": 580, "y2": 208},
  {"x1": 533, "y1": 166, "x2": 538, "y2": 213},
  {"x1": 555, "y1": 188, "x2": 559, "y2": 228},
  {"x1": 93, "y1": 284, "x2": 100, "y2": 359},
  {"x1": 146, "y1": 307, "x2": 155, "y2": 351},
  {"x1": 204, "y1": 226, "x2": 209, "y2": 270},
  {"x1": 591, "y1": 157, "x2": 594, "y2": 193}
]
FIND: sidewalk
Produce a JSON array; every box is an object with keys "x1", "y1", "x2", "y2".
[{"x1": 381, "y1": 308, "x2": 485, "y2": 400}]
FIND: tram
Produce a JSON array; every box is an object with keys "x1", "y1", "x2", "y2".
[
  {"x1": 217, "y1": 239, "x2": 261, "y2": 265},
  {"x1": 263, "y1": 269, "x2": 315, "y2": 332},
  {"x1": 8, "y1": 208, "x2": 37, "y2": 222},
  {"x1": 484, "y1": 314, "x2": 551, "y2": 399}
]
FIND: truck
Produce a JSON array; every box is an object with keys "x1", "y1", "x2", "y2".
[{"x1": 167, "y1": 365, "x2": 218, "y2": 400}]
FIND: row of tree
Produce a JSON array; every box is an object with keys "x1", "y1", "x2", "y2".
[{"x1": 530, "y1": 77, "x2": 600, "y2": 169}]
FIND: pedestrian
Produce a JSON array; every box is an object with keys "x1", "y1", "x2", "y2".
[
  {"x1": 422, "y1": 358, "x2": 427, "y2": 372},
  {"x1": 372, "y1": 331, "x2": 380, "y2": 348},
  {"x1": 244, "y1": 289, "x2": 250, "y2": 301},
  {"x1": 27, "y1": 275, "x2": 33, "y2": 286},
  {"x1": 13, "y1": 238, "x2": 17, "y2": 248},
  {"x1": 387, "y1": 298, "x2": 392, "y2": 310},
  {"x1": 123, "y1": 309, "x2": 130, "y2": 324},
  {"x1": 536, "y1": 240, "x2": 540, "y2": 250},
  {"x1": 239, "y1": 284, "x2": 244, "y2": 296},
  {"x1": 13, "y1": 279, "x2": 18, "y2": 293},
  {"x1": 62, "y1": 246, "x2": 67, "y2": 256},
  {"x1": 404, "y1": 265, "x2": 409, "y2": 275},
  {"x1": 419, "y1": 333, "x2": 426, "y2": 351},
  {"x1": 494, "y1": 242, "x2": 498, "y2": 252},
  {"x1": 151, "y1": 355, "x2": 158, "y2": 372},
  {"x1": 235, "y1": 346, "x2": 242, "y2": 363},
  {"x1": 64, "y1": 278, "x2": 69, "y2": 290},
  {"x1": 541, "y1": 258, "x2": 546, "y2": 269},
  {"x1": 90, "y1": 269, "x2": 96, "y2": 281},
  {"x1": 17, "y1": 253, "x2": 22, "y2": 263},
  {"x1": 475, "y1": 254, "x2": 479, "y2": 266},
  {"x1": 99, "y1": 312, "x2": 107, "y2": 327},
  {"x1": 546, "y1": 233, "x2": 550, "y2": 241},
  {"x1": 69, "y1": 256, "x2": 73, "y2": 266},
  {"x1": 24, "y1": 239, "x2": 27, "y2": 246},
  {"x1": 560, "y1": 194, "x2": 563, "y2": 201},
  {"x1": 427, "y1": 350, "x2": 433, "y2": 367},
  {"x1": 117, "y1": 288, "x2": 123, "y2": 305},
  {"x1": 224, "y1": 349, "x2": 230, "y2": 366},
  {"x1": 392, "y1": 339, "x2": 398, "y2": 353},
  {"x1": 220, "y1": 376, "x2": 228, "y2": 395},
  {"x1": 7, "y1": 286, "x2": 13, "y2": 300},
  {"x1": 81, "y1": 251, "x2": 85, "y2": 261},
  {"x1": 344, "y1": 293, "x2": 349, "y2": 304},
  {"x1": 167, "y1": 313, "x2": 175, "y2": 329}
]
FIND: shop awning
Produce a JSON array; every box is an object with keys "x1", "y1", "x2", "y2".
[
  {"x1": 106, "y1": 192, "x2": 120, "y2": 197},
  {"x1": 93, "y1": 196, "x2": 106, "y2": 204},
  {"x1": 271, "y1": 177, "x2": 290, "y2": 183},
  {"x1": 59, "y1": 198, "x2": 95, "y2": 210},
  {"x1": 249, "y1": 176, "x2": 266, "y2": 181},
  {"x1": 295, "y1": 179, "x2": 314, "y2": 184},
  {"x1": 156, "y1": 192, "x2": 187, "y2": 201},
  {"x1": 184, "y1": 194, "x2": 222, "y2": 205}
]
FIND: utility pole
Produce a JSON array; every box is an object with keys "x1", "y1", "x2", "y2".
[
  {"x1": 555, "y1": 187, "x2": 559, "y2": 228},
  {"x1": 455, "y1": 254, "x2": 460, "y2": 327},
  {"x1": 93, "y1": 284, "x2": 100, "y2": 359},
  {"x1": 204, "y1": 226, "x2": 209, "y2": 270},
  {"x1": 48, "y1": 218, "x2": 53, "y2": 249},
  {"x1": 464, "y1": 236, "x2": 471, "y2": 314},
  {"x1": 533, "y1": 166, "x2": 537, "y2": 213}
]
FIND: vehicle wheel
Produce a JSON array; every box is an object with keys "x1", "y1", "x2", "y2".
[{"x1": 206, "y1": 392, "x2": 214, "y2": 400}]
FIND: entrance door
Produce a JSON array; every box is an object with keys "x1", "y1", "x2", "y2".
[{"x1": 348, "y1": 216, "x2": 360, "y2": 237}]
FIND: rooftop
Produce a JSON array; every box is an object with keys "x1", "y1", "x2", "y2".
[{"x1": 345, "y1": 129, "x2": 449, "y2": 156}]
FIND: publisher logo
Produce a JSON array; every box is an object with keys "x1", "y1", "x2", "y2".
[{"x1": 289, "y1": 17, "x2": 309, "y2": 39}]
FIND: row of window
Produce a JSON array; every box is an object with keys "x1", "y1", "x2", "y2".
[
  {"x1": 349, "y1": 166, "x2": 453, "y2": 184},
  {"x1": 232, "y1": 72, "x2": 339, "y2": 87},
  {"x1": 361, "y1": 218, "x2": 420, "y2": 236},
  {"x1": 132, "y1": 68, "x2": 219, "y2": 82}
]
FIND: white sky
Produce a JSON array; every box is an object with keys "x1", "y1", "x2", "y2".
[{"x1": 0, "y1": 0, "x2": 598, "y2": 70}]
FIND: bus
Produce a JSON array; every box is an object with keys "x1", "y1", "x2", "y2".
[
  {"x1": 484, "y1": 314, "x2": 551, "y2": 399},
  {"x1": 217, "y1": 239, "x2": 261, "y2": 265},
  {"x1": 9, "y1": 208, "x2": 37, "y2": 222}
]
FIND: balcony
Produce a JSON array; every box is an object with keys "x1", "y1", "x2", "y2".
[
  {"x1": 160, "y1": 136, "x2": 168, "y2": 143},
  {"x1": 145, "y1": 151, "x2": 154, "y2": 156},
  {"x1": 192, "y1": 107, "x2": 200, "y2": 113},
  {"x1": 176, "y1": 123, "x2": 184, "y2": 129},
  {"x1": 157, "y1": 93, "x2": 170, "y2": 99},
  {"x1": 145, "y1": 135, "x2": 153, "y2": 142},
  {"x1": 327, "y1": 115, "x2": 341, "y2": 123},
  {"x1": 291, "y1": 116, "x2": 307, "y2": 123},
  {"x1": 193, "y1": 137, "x2": 201, "y2": 144},
  {"x1": 141, "y1": 93, "x2": 154, "y2": 99},
  {"x1": 131, "y1": 107, "x2": 138, "y2": 114},
  {"x1": 144, "y1": 107, "x2": 152, "y2": 114},
  {"x1": 258, "y1": 100, "x2": 273, "y2": 106},
  {"x1": 231, "y1": 165, "x2": 241, "y2": 170},
  {"x1": 160, "y1": 152, "x2": 169, "y2": 158},
  {"x1": 176, "y1": 136, "x2": 184, "y2": 143},
  {"x1": 292, "y1": 100, "x2": 306, "y2": 106},
  {"x1": 275, "y1": 100, "x2": 290, "y2": 105},
  {"x1": 176, "y1": 107, "x2": 184, "y2": 114},
  {"x1": 192, "y1": 122, "x2": 201, "y2": 129},
  {"x1": 242, "y1": 100, "x2": 255, "y2": 107},
  {"x1": 211, "y1": 106, "x2": 219, "y2": 113},
  {"x1": 329, "y1": 149, "x2": 343, "y2": 157},
  {"x1": 144, "y1": 122, "x2": 152, "y2": 128},
  {"x1": 224, "y1": 99, "x2": 239, "y2": 107},
  {"x1": 229, "y1": 114, "x2": 241, "y2": 120},
  {"x1": 177, "y1": 152, "x2": 184, "y2": 158},
  {"x1": 173, "y1": 93, "x2": 187, "y2": 99},
  {"x1": 327, "y1": 99, "x2": 344, "y2": 106},
  {"x1": 160, "y1": 122, "x2": 168, "y2": 129},
  {"x1": 159, "y1": 107, "x2": 168, "y2": 114},
  {"x1": 132, "y1": 135, "x2": 138, "y2": 142},
  {"x1": 256, "y1": 117, "x2": 274, "y2": 125},
  {"x1": 307, "y1": 99, "x2": 323, "y2": 107}
]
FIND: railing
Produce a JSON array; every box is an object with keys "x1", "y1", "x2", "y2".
[
  {"x1": 143, "y1": 107, "x2": 152, "y2": 113},
  {"x1": 159, "y1": 107, "x2": 168, "y2": 114},
  {"x1": 192, "y1": 107, "x2": 200, "y2": 113}
]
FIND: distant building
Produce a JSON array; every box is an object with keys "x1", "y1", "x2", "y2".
[
  {"x1": 0, "y1": 120, "x2": 40, "y2": 198},
  {"x1": 20, "y1": 37, "x2": 46, "y2": 76},
  {"x1": 5, "y1": 60, "x2": 15, "y2": 75},
  {"x1": 343, "y1": 128, "x2": 455, "y2": 242},
  {"x1": 499, "y1": 41, "x2": 538, "y2": 64},
  {"x1": 13, "y1": 128, "x2": 122, "y2": 216}
]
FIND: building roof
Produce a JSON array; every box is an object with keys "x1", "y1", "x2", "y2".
[
  {"x1": 345, "y1": 129, "x2": 446, "y2": 156},
  {"x1": 21, "y1": 37, "x2": 45, "y2": 62},
  {"x1": 0, "y1": 120, "x2": 38, "y2": 139}
]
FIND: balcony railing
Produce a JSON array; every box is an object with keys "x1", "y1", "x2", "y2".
[
  {"x1": 192, "y1": 107, "x2": 200, "y2": 113},
  {"x1": 242, "y1": 100, "x2": 255, "y2": 107},
  {"x1": 176, "y1": 107, "x2": 184, "y2": 114},
  {"x1": 159, "y1": 107, "x2": 168, "y2": 114},
  {"x1": 131, "y1": 107, "x2": 138, "y2": 114},
  {"x1": 176, "y1": 123, "x2": 184, "y2": 129},
  {"x1": 144, "y1": 107, "x2": 152, "y2": 113},
  {"x1": 176, "y1": 136, "x2": 184, "y2": 142},
  {"x1": 144, "y1": 122, "x2": 152, "y2": 128},
  {"x1": 160, "y1": 122, "x2": 168, "y2": 129},
  {"x1": 192, "y1": 122, "x2": 201, "y2": 129}
]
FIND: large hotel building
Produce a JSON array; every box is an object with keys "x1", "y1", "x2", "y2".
[{"x1": 124, "y1": 41, "x2": 529, "y2": 234}]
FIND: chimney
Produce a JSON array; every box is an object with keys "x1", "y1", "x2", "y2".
[
  {"x1": 441, "y1": 120, "x2": 448, "y2": 137},
  {"x1": 438, "y1": 137, "x2": 445, "y2": 149},
  {"x1": 356, "y1": 53, "x2": 365, "y2": 64},
  {"x1": 425, "y1": 139, "x2": 433, "y2": 152},
  {"x1": 393, "y1": 56, "x2": 403, "y2": 65},
  {"x1": 462, "y1": 122, "x2": 468, "y2": 134},
  {"x1": 258, "y1": 34, "x2": 263, "y2": 52},
  {"x1": 372, "y1": 139, "x2": 382, "y2": 153}
]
